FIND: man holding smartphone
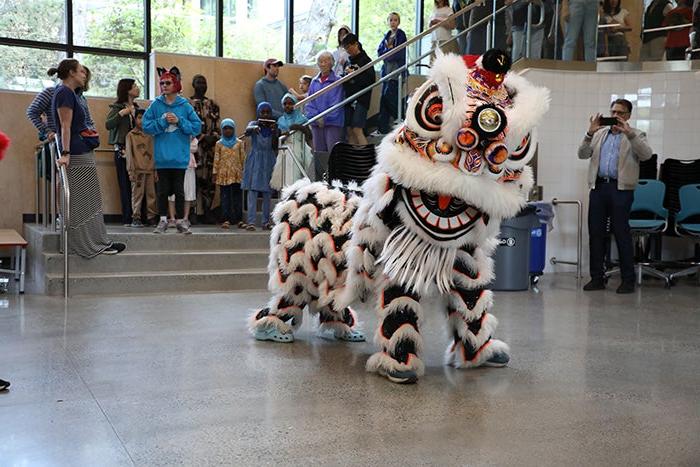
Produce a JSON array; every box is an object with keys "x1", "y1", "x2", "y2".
[{"x1": 578, "y1": 98, "x2": 653, "y2": 293}]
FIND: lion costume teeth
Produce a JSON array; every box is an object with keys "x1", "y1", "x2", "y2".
[{"x1": 248, "y1": 48, "x2": 549, "y2": 382}]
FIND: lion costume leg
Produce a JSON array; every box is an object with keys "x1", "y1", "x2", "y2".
[
  {"x1": 366, "y1": 281, "x2": 425, "y2": 384},
  {"x1": 444, "y1": 245, "x2": 510, "y2": 368}
]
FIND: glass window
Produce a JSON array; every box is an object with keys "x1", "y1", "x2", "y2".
[
  {"x1": 0, "y1": 0, "x2": 66, "y2": 43},
  {"x1": 292, "y1": 0, "x2": 352, "y2": 65},
  {"x1": 152, "y1": 0, "x2": 216, "y2": 56},
  {"x1": 223, "y1": 0, "x2": 286, "y2": 61},
  {"x1": 0, "y1": 45, "x2": 65, "y2": 93},
  {"x1": 75, "y1": 53, "x2": 146, "y2": 98},
  {"x1": 72, "y1": 0, "x2": 145, "y2": 52},
  {"x1": 358, "y1": 0, "x2": 416, "y2": 68}
]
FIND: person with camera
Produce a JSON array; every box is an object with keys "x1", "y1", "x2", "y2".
[
  {"x1": 242, "y1": 102, "x2": 280, "y2": 231},
  {"x1": 578, "y1": 99, "x2": 653, "y2": 294}
]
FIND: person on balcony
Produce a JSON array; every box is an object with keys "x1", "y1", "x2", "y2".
[
  {"x1": 663, "y1": 0, "x2": 694, "y2": 60},
  {"x1": 305, "y1": 51, "x2": 345, "y2": 180},
  {"x1": 600, "y1": 0, "x2": 631, "y2": 59},
  {"x1": 340, "y1": 33, "x2": 375, "y2": 146},
  {"x1": 562, "y1": 0, "x2": 598, "y2": 62},
  {"x1": 640, "y1": 0, "x2": 673, "y2": 61},
  {"x1": 376, "y1": 12, "x2": 407, "y2": 136}
]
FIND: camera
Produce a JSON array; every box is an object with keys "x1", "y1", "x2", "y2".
[
  {"x1": 258, "y1": 118, "x2": 276, "y2": 127},
  {"x1": 599, "y1": 117, "x2": 618, "y2": 126}
]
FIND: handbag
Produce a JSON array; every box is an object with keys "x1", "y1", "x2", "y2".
[{"x1": 79, "y1": 129, "x2": 100, "y2": 150}]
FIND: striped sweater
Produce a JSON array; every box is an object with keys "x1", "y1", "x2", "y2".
[{"x1": 26, "y1": 85, "x2": 96, "y2": 139}]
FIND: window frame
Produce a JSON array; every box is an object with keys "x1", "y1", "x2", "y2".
[{"x1": 1, "y1": 0, "x2": 422, "y2": 97}]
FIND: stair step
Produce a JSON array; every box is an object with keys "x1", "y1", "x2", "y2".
[
  {"x1": 45, "y1": 268, "x2": 269, "y2": 296},
  {"x1": 43, "y1": 249, "x2": 270, "y2": 274},
  {"x1": 31, "y1": 225, "x2": 271, "y2": 253}
]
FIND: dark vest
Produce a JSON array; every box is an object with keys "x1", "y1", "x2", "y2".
[{"x1": 643, "y1": 0, "x2": 671, "y2": 42}]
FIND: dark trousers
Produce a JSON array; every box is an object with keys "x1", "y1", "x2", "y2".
[
  {"x1": 220, "y1": 183, "x2": 242, "y2": 224},
  {"x1": 157, "y1": 169, "x2": 186, "y2": 219},
  {"x1": 378, "y1": 80, "x2": 399, "y2": 134},
  {"x1": 588, "y1": 180, "x2": 635, "y2": 283},
  {"x1": 114, "y1": 150, "x2": 133, "y2": 224}
]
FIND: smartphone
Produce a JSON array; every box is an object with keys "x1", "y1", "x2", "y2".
[{"x1": 599, "y1": 117, "x2": 618, "y2": 126}]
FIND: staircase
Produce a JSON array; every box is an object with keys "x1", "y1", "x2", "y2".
[{"x1": 24, "y1": 224, "x2": 270, "y2": 296}]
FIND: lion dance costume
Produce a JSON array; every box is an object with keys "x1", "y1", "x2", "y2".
[{"x1": 249, "y1": 49, "x2": 549, "y2": 384}]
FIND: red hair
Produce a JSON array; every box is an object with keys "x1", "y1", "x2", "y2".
[{"x1": 0, "y1": 131, "x2": 10, "y2": 161}]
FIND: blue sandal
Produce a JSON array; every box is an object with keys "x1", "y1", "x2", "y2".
[
  {"x1": 336, "y1": 329, "x2": 366, "y2": 342},
  {"x1": 254, "y1": 327, "x2": 294, "y2": 343}
]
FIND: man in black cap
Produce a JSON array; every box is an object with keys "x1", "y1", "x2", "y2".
[{"x1": 253, "y1": 58, "x2": 288, "y2": 120}]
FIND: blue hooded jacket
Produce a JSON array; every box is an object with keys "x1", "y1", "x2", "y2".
[{"x1": 142, "y1": 95, "x2": 202, "y2": 169}]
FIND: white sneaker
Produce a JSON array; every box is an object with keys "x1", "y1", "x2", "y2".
[{"x1": 153, "y1": 219, "x2": 168, "y2": 234}]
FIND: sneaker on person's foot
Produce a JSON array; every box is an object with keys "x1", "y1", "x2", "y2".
[
  {"x1": 176, "y1": 220, "x2": 192, "y2": 235},
  {"x1": 153, "y1": 219, "x2": 168, "y2": 234},
  {"x1": 616, "y1": 281, "x2": 635, "y2": 294},
  {"x1": 221, "y1": 221, "x2": 230, "y2": 229},
  {"x1": 102, "y1": 242, "x2": 126, "y2": 255},
  {"x1": 0, "y1": 379, "x2": 10, "y2": 391},
  {"x1": 583, "y1": 279, "x2": 606, "y2": 291},
  {"x1": 131, "y1": 219, "x2": 143, "y2": 228},
  {"x1": 167, "y1": 219, "x2": 176, "y2": 228}
]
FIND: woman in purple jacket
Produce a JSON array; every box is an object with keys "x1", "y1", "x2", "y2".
[{"x1": 304, "y1": 50, "x2": 345, "y2": 158}]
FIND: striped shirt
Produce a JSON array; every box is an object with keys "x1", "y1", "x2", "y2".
[
  {"x1": 26, "y1": 86, "x2": 96, "y2": 140},
  {"x1": 26, "y1": 86, "x2": 57, "y2": 138}
]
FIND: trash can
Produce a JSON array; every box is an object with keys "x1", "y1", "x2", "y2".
[
  {"x1": 528, "y1": 202, "x2": 555, "y2": 284},
  {"x1": 492, "y1": 205, "x2": 540, "y2": 291}
]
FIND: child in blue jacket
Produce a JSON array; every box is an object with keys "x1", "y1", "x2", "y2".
[{"x1": 142, "y1": 67, "x2": 202, "y2": 234}]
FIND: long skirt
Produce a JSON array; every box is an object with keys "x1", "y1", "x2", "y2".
[{"x1": 66, "y1": 153, "x2": 112, "y2": 258}]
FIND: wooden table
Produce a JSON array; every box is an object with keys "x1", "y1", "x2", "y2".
[{"x1": 0, "y1": 229, "x2": 28, "y2": 293}]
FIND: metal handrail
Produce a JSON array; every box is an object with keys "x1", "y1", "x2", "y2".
[
  {"x1": 278, "y1": 128, "x2": 311, "y2": 183},
  {"x1": 597, "y1": 23, "x2": 624, "y2": 29},
  {"x1": 294, "y1": 0, "x2": 487, "y2": 110},
  {"x1": 302, "y1": 0, "x2": 521, "y2": 129},
  {"x1": 51, "y1": 140, "x2": 70, "y2": 298},
  {"x1": 643, "y1": 23, "x2": 693, "y2": 34},
  {"x1": 549, "y1": 198, "x2": 583, "y2": 279}
]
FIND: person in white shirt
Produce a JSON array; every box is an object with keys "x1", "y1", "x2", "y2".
[{"x1": 430, "y1": 0, "x2": 458, "y2": 62}]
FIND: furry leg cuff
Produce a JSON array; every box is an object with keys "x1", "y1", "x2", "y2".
[
  {"x1": 366, "y1": 351, "x2": 426, "y2": 377},
  {"x1": 248, "y1": 310, "x2": 294, "y2": 335},
  {"x1": 444, "y1": 338, "x2": 510, "y2": 369}
]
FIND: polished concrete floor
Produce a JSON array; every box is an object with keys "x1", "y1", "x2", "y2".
[{"x1": 0, "y1": 274, "x2": 699, "y2": 466}]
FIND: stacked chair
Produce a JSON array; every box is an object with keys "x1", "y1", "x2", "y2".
[
  {"x1": 327, "y1": 142, "x2": 377, "y2": 185},
  {"x1": 658, "y1": 159, "x2": 700, "y2": 286}
]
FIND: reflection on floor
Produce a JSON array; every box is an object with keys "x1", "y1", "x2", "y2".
[{"x1": 0, "y1": 274, "x2": 699, "y2": 466}]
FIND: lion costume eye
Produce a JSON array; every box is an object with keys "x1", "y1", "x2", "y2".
[
  {"x1": 485, "y1": 141, "x2": 509, "y2": 166},
  {"x1": 455, "y1": 127, "x2": 479, "y2": 151},
  {"x1": 413, "y1": 84, "x2": 443, "y2": 132}
]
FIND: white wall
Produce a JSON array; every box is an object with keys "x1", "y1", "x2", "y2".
[{"x1": 522, "y1": 68, "x2": 700, "y2": 274}]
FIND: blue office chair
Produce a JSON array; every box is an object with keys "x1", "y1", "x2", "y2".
[
  {"x1": 628, "y1": 180, "x2": 671, "y2": 287},
  {"x1": 669, "y1": 184, "x2": 700, "y2": 284}
]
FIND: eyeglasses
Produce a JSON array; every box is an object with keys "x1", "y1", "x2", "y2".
[
  {"x1": 159, "y1": 80, "x2": 172, "y2": 86},
  {"x1": 610, "y1": 110, "x2": 630, "y2": 115}
]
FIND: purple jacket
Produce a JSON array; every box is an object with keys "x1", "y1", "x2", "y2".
[{"x1": 304, "y1": 71, "x2": 344, "y2": 128}]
